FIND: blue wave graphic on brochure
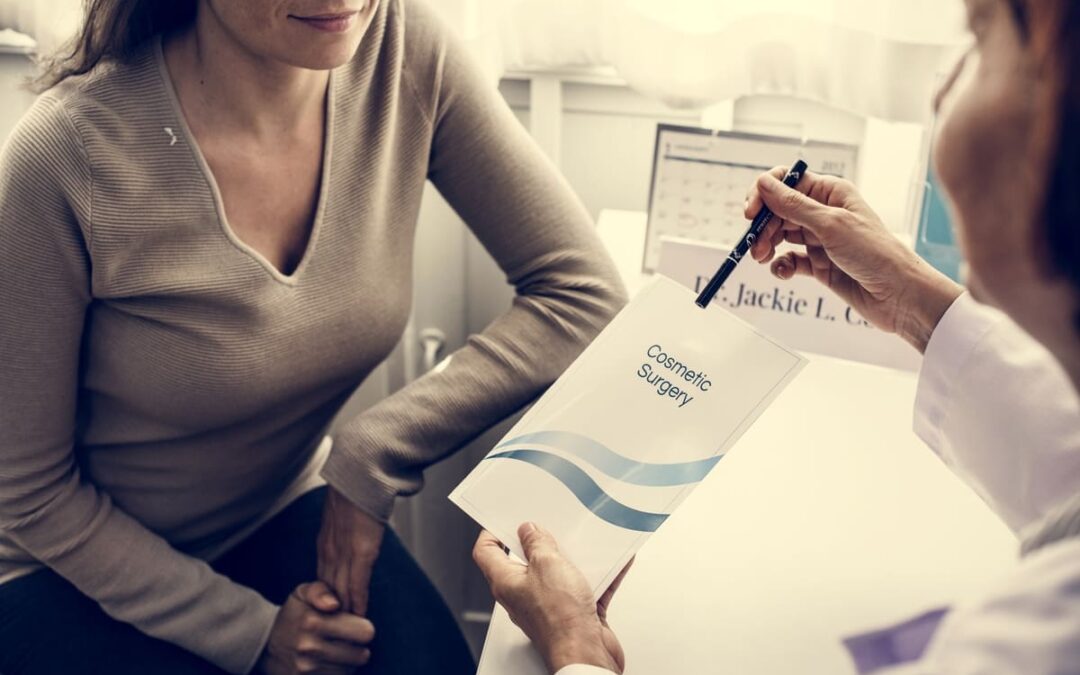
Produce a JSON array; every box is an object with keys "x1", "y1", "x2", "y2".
[
  {"x1": 494, "y1": 430, "x2": 721, "y2": 486},
  {"x1": 487, "y1": 450, "x2": 669, "y2": 532},
  {"x1": 486, "y1": 430, "x2": 722, "y2": 533}
]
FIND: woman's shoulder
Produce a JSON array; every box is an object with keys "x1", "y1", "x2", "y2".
[
  {"x1": 1, "y1": 87, "x2": 87, "y2": 189},
  {"x1": 2, "y1": 42, "x2": 166, "y2": 200},
  {"x1": 31, "y1": 41, "x2": 165, "y2": 143},
  {"x1": 331, "y1": 0, "x2": 450, "y2": 123},
  {"x1": 383, "y1": 0, "x2": 490, "y2": 114},
  {"x1": 14, "y1": 41, "x2": 181, "y2": 177},
  {"x1": 340, "y1": 0, "x2": 448, "y2": 77},
  {"x1": 398, "y1": 0, "x2": 475, "y2": 78},
  {"x1": 399, "y1": 0, "x2": 450, "y2": 50},
  {"x1": 0, "y1": 85, "x2": 93, "y2": 250}
]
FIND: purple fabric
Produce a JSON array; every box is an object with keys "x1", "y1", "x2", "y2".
[{"x1": 842, "y1": 607, "x2": 950, "y2": 674}]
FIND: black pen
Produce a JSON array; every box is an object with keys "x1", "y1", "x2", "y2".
[{"x1": 694, "y1": 159, "x2": 809, "y2": 308}]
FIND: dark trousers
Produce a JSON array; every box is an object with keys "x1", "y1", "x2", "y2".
[{"x1": 0, "y1": 487, "x2": 476, "y2": 675}]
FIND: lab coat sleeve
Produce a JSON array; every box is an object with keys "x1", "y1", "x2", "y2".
[
  {"x1": 914, "y1": 292, "x2": 1080, "y2": 533},
  {"x1": 876, "y1": 539, "x2": 1080, "y2": 675}
]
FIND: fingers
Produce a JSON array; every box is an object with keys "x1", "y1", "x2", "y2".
[
  {"x1": 285, "y1": 583, "x2": 376, "y2": 673},
  {"x1": 805, "y1": 244, "x2": 835, "y2": 281},
  {"x1": 748, "y1": 220, "x2": 776, "y2": 262},
  {"x1": 292, "y1": 585, "x2": 375, "y2": 639},
  {"x1": 744, "y1": 165, "x2": 790, "y2": 219},
  {"x1": 751, "y1": 217, "x2": 826, "y2": 264},
  {"x1": 473, "y1": 530, "x2": 517, "y2": 585},
  {"x1": 297, "y1": 635, "x2": 372, "y2": 668},
  {"x1": 767, "y1": 223, "x2": 786, "y2": 254},
  {"x1": 317, "y1": 610, "x2": 376, "y2": 645},
  {"x1": 745, "y1": 165, "x2": 832, "y2": 263},
  {"x1": 750, "y1": 217, "x2": 797, "y2": 263},
  {"x1": 771, "y1": 251, "x2": 816, "y2": 281},
  {"x1": 756, "y1": 173, "x2": 839, "y2": 237},
  {"x1": 314, "y1": 639, "x2": 372, "y2": 667},
  {"x1": 778, "y1": 226, "x2": 823, "y2": 247},
  {"x1": 291, "y1": 656, "x2": 354, "y2": 675},
  {"x1": 517, "y1": 522, "x2": 558, "y2": 563},
  {"x1": 297, "y1": 581, "x2": 342, "y2": 614}
]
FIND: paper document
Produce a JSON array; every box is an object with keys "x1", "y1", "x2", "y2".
[
  {"x1": 476, "y1": 606, "x2": 549, "y2": 675},
  {"x1": 451, "y1": 275, "x2": 806, "y2": 603}
]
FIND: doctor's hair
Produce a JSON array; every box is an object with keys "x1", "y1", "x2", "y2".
[
  {"x1": 32, "y1": 0, "x2": 196, "y2": 92},
  {"x1": 1041, "y1": 0, "x2": 1080, "y2": 310}
]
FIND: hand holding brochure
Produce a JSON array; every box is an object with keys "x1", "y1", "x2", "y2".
[{"x1": 451, "y1": 275, "x2": 806, "y2": 598}]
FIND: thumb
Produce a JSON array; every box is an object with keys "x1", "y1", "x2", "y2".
[
  {"x1": 758, "y1": 173, "x2": 837, "y2": 237},
  {"x1": 517, "y1": 522, "x2": 557, "y2": 563},
  {"x1": 299, "y1": 581, "x2": 341, "y2": 613}
]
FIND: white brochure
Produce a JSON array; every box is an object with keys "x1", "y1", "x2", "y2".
[{"x1": 450, "y1": 275, "x2": 806, "y2": 600}]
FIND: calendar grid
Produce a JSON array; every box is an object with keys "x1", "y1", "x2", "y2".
[{"x1": 643, "y1": 124, "x2": 859, "y2": 272}]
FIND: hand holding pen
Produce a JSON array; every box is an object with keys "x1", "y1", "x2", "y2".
[{"x1": 738, "y1": 165, "x2": 963, "y2": 353}]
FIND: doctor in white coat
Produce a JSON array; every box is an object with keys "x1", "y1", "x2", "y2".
[{"x1": 473, "y1": 0, "x2": 1080, "y2": 672}]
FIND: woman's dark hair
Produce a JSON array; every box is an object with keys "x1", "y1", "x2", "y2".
[
  {"x1": 1042, "y1": 0, "x2": 1080, "y2": 305},
  {"x1": 33, "y1": 0, "x2": 196, "y2": 92}
]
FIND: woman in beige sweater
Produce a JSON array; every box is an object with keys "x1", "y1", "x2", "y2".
[{"x1": 0, "y1": 1, "x2": 626, "y2": 674}]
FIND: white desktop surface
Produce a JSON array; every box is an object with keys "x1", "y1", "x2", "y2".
[
  {"x1": 479, "y1": 355, "x2": 1018, "y2": 674},
  {"x1": 476, "y1": 212, "x2": 1019, "y2": 675}
]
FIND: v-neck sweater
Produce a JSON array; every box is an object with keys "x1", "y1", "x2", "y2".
[{"x1": 0, "y1": 1, "x2": 626, "y2": 671}]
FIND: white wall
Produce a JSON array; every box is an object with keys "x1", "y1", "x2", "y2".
[{"x1": 0, "y1": 51, "x2": 36, "y2": 139}]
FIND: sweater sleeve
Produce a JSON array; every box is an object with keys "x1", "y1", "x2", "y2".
[
  {"x1": 0, "y1": 94, "x2": 278, "y2": 674},
  {"x1": 321, "y1": 0, "x2": 628, "y2": 520}
]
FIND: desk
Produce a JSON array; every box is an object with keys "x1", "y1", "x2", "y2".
[{"x1": 478, "y1": 341, "x2": 1017, "y2": 675}]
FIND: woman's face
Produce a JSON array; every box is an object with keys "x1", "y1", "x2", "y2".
[
  {"x1": 933, "y1": 0, "x2": 1072, "y2": 350},
  {"x1": 202, "y1": 0, "x2": 381, "y2": 70}
]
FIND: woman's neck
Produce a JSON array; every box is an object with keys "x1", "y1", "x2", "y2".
[{"x1": 164, "y1": 7, "x2": 328, "y2": 140}]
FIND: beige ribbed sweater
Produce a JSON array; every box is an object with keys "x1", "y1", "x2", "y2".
[{"x1": 0, "y1": 1, "x2": 625, "y2": 671}]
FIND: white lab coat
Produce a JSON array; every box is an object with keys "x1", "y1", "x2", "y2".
[{"x1": 557, "y1": 293, "x2": 1080, "y2": 675}]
